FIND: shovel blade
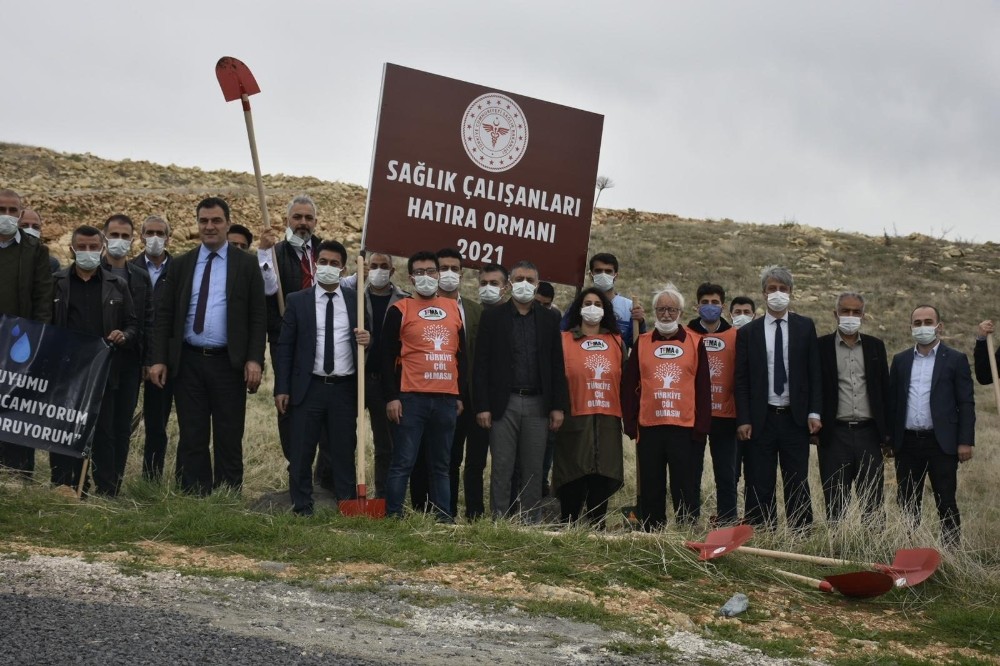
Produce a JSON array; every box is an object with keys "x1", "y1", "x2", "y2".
[
  {"x1": 215, "y1": 56, "x2": 261, "y2": 102},
  {"x1": 824, "y1": 570, "x2": 895, "y2": 599},
  {"x1": 339, "y1": 496, "x2": 387, "y2": 518},
  {"x1": 685, "y1": 525, "x2": 755, "y2": 561},
  {"x1": 875, "y1": 548, "x2": 941, "y2": 588}
]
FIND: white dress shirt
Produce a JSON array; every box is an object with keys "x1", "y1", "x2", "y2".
[
  {"x1": 764, "y1": 312, "x2": 790, "y2": 407},
  {"x1": 313, "y1": 284, "x2": 354, "y2": 376},
  {"x1": 905, "y1": 342, "x2": 939, "y2": 430},
  {"x1": 258, "y1": 242, "x2": 313, "y2": 297}
]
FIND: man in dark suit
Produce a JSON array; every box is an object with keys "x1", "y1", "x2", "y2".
[
  {"x1": 273, "y1": 240, "x2": 370, "y2": 516},
  {"x1": 474, "y1": 260, "x2": 568, "y2": 522},
  {"x1": 889, "y1": 305, "x2": 975, "y2": 547},
  {"x1": 735, "y1": 266, "x2": 821, "y2": 530},
  {"x1": 0, "y1": 188, "x2": 54, "y2": 477},
  {"x1": 149, "y1": 197, "x2": 267, "y2": 494},
  {"x1": 16, "y1": 209, "x2": 60, "y2": 273},
  {"x1": 133, "y1": 215, "x2": 173, "y2": 479},
  {"x1": 817, "y1": 292, "x2": 890, "y2": 525},
  {"x1": 973, "y1": 319, "x2": 1000, "y2": 385}
]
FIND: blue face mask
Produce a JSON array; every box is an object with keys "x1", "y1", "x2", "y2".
[{"x1": 698, "y1": 304, "x2": 723, "y2": 323}]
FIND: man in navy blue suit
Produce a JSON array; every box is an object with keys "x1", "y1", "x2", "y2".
[
  {"x1": 273, "y1": 240, "x2": 370, "y2": 516},
  {"x1": 734, "y1": 266, "x2": 822, "y2": 531},
  {"x1": 889, "y1": 305, "x2": 975, "y2": 547}
]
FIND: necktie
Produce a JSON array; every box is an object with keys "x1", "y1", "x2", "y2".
[
  {"x1": 300, "y1": 246, "x2": 313, "y2": 290},
  {"x1": 324, "y1": 292, "x2": 335, "y2": 374},
  {"x1": 193, "y1": 251, "x2": 217, "y2": 335},
  {"x1": 774, "y1": 318, "x2": 787, "y2": 396}
]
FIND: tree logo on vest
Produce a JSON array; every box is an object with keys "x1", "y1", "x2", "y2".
[
  {"x1": 653, "y1": 344, "x2": 684, "y2": 359},
  {"x1": 422, "y1": 325, "x2": 451, "y2": 351},
  {"x1": 584, "y1": 354, "x2": 612, "y2": 379},
  {"x1": 580, "y1": 339, "x2": 609, "y2": 352},
  {"x1": 708, "y1": 355, "x2": 725, "y2": 378},
  {"x1": 654, "y1": 363, "x2": 682, "y2": 388},
  {"x1": 703, "y1": 336, "x2": 726, "y2": 352},
  {"x1": 461, "y1": 93, "x2": 529, "y2": 173},
  {"x1": 418, "y1": 307, "x2": 447, "y2": 321}
]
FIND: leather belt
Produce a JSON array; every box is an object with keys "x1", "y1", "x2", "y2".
[
  {"x1": 511, "y1": 388, "x2": 540, "y2": 396},
  {"x1": 312, "y1": 374, "x2": 356, "y2": 384},
  {"x1": 836, "y1": 420, "x2": 874, "y2": 429},
  {"x1": 766, "y1": 405, "x2": 791, "y2": 414},
  {"x1": 183, "y1": 343, "x2": 227, "y2": 357},
  {"x1": 904, "y1": 429, "x2": 935, "y2": 439}
]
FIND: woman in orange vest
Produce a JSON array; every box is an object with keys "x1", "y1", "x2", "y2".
[
  {"x1": 622, "y1": 285, "x2": 712, "y2": 530},
  {"x1": 552, "y1": 287, "x2": 625, "y2": 526}
]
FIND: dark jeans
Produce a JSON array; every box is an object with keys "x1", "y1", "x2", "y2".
[
  {"x1": 895, "y1": 430, "x2": 960, "y2": 546},
  {"x1": 288, "y1": 375, "x2": 358, "y2": 514},
  {"x1": 364, "y1": 372, "x2": 393, "y2": 498},
  {"x1": 693, "y1": 417, "x2": 739, "y2": 524},
  {"x1": 411, "y1": 391, "x2": 473, "y2": 517},
  {"x1": 744, "y1": 409, "x2": 813, "y2": 530},
  {"x1": 0, "y1": 441, "x2": 35, "y2": 478},
  {"x1": 386, "y1": 393, "x2": 458, "y2": 520},
  {"x1": 110, "y1": 358, "x2": 143, "y2": 494},
  {"x1": 50, "y1": 384, "x2": 115, "y2": 493},
  {"x1": 173, "y1": 348, "x2": 247, "y2": 495},
  {"x1": 557, "y1": 474, "x2": 618, "y2": 526},
  {"x1": 463, "y1": 422, "x2": 490, "y2": 519},
  {"x1": 818, "y1": 421, "x2": 885, "y2": 525},
  {"x1": 141, "y1": 376, "x2": 174, "y2": 480},
  {"x1": 636, "y1": 424, "x2": 700, "y2": 529}
]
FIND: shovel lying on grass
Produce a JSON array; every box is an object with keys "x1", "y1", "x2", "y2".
[
  {"x1": 339, "y1": 257, "x2": 386, "y2": 519},
  {"x1": 685, "y1": 527, "x2": 941, "y2": 588},
  {"x1": 773, "y1": 568, "x2": 896, "y2": 599}
]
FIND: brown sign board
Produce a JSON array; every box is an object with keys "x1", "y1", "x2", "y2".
[{"x1": 362, "y1": 64, "x2": 604, "y2": 286}]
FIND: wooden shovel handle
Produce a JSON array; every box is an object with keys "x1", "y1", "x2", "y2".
[
  {"x1": 987, "y1": 335, "x2": 1000, "y2": 415},
  {"x1": 738, "y1": 546, "x2": 853, "y2": 567},
  {"x1": 773, "y1": 569, "x2": 833, "y2": 593}
]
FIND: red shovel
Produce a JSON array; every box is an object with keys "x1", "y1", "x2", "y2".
[
  {"x1": 214, "y1": 56, "x2": 285, "y2": 315},
  {"x1": 773, "y1": 569, "x2": 896, "y2": 599},
  {"x1": 684, "y1": 525, "x2": 754, "y2": 561}
]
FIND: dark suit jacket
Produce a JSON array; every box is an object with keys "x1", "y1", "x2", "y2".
[
  {"x1": 461, "y1": 296, "x2": 483, "y2": 377},
  {"x1": 274, "y1": 285, "x2": 362, "y2": 406},
  {"x1": 265, "y1": 238, "x2": 323, "y2": 341},
  {"x1": 472, "y1": 300, "x2": 569, "y2": 418},
  {"x1": 817, "y1": 332, "x2": 890, "y2": 445},
  {"x1": 973, "y1": 339, "x2": 999, "y2": 385},
  {"x1": 888, "y1": 342, "x2": 975, "y2": 454},
  {"x1": 151, "y1": 244, "x2": 267, "y2": 375},
  {"x1": 735, "y1": 312, "x2": 822, "y2": 433}
]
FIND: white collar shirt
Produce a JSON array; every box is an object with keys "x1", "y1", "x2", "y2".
[
  {"x1": 764, "y1": 311, "x2": 790, "y2": 406},
  {"x1": 313, "y1": 284, "x2": 354, "y2": 376},
  {"x1": 905, "y1": 341, "x2": 939, "y2": 430}
]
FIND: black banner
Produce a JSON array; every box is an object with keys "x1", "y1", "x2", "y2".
[{"x1": 0, "y1": 316, "x2": 112, "y2": 458}]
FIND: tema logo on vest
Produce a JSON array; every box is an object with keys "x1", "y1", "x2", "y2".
[
  {"x1": 702, "y1": 337, "x2": 726, "y2": 352},
  {"x1": 418, "y1": 307, "x2": 447, "y2": 321},
  {"x1": 580, "y1": 339, "x2": 609, "y2": 352},
  {"x1": 653, "y1": 344, "x2": 684, "y2": 359}
]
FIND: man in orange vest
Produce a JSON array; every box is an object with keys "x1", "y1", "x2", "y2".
[
  {"x1": 380, "y1": 251, "x2": 467, "y2": 521},
  {"x1": 686, "y1": 282, "x2": 740, "y2": 525}
]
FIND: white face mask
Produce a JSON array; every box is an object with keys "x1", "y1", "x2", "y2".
[
  {"x1": 74, "y1": 250, "x2": 102, "y2": 271},
  {"x1": 732, "y1": 314, "x2": 753, "y2": 328},
  {"x1": 655, "y1": 320, "x2": 679, "y2": 336},
  {"x1": 766, "y1": 291, "x2": 790, "y2": 312},
  {"x1": 22, "y1": 227, "x2": 41, "y2": 239},
  {"x1": 479, "y1": 284, "x2": 501, "y2": 304},
  {"x1": 369, "y1": 268, "x2": 391, "y2": 289},
  {"x1": 581, "y1": 305, "x2": 604, "y2": 325},
  {"x1": 285, "y1": 226, "x2": 309, "y2": 249},
  {"x1": 838, "y1": 316, "x2": 862, "y2": 335},
  {"x1": 315, "y1": 264, "x2": 342, "y2": 286},
  {"x1": 106, "y1": 238, "x2": 132, "y2": 258},
  {"x1": 912, "y1": 325, "x2": 938, "y2": 345},
  {"x1": 592, "y1": 272, "x2": 615, "y2": 292},
  {"x1": 511, "y1": 280, "x2": 536, "y2": 304},
  {"x1": 144, "y1": 235, "x2": 166, "y2": 257},
  {"x1": 0, "y1": 215, "x2": 18, "y2": 236},
  {"x1": 413, "y1": 275, "x2": 439, "y2": 297},
  {"x1": 438, "y1": 270, "x2": 461, "y2": 292}
]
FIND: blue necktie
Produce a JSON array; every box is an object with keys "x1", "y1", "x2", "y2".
[{"x1": 774, "y1": 319, "x2": 786, "y2": 396}]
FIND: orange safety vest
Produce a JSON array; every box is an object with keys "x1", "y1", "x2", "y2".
[
  {"x1": 561, "y1": 330, "x2": 623, "y2": 417},
  {"x1": 637, "y1": 330, "x2": 700, "y2": 428},
  {"x1": 698, "y1": 326, "x2": 737, "y2": 418},
  {"x1": 394, "y1": 297, "x2": 463, "y2": 395}
]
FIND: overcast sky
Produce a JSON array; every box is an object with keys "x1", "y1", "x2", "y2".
[{"x1": 5, "y1": 1, "x2": 999, "y2": 241}]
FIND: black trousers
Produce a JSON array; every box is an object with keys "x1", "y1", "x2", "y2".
[
  {"x1": 693, "y1": 417, "x2": 740, "y2": 524},
  {"x1": 818, "y1": 421, "x2": 884, "y2": 525},
  {"x1": 637, "y1": 424, "x2": 700, "y2": 530},
  {"x1": 50, "y1": 384, "x2": 115, "y2": 493},
  {"x1": 173, "y1": 347, "x2": 247, "y2": 495},
  {"x1": 895, "y1": 430, "x2": 960, "y2": 546},
  {"x1": 462, "y1": 422, "x2": 490, "y2": 519},
  {"x1": 141, "y1": 376, "x2": 174, "y2": 480},
  {"x1": 364, "y1": 371, "x2": 393, "y2": 498},
  {"x1": 110, "y1": 357, "x2": 143, "y2": 494},
  {"x1": 288, "y1": 375, "x2": 358, "y2": 513},
  {"x1": 744, "y1": 409, "x2": 814, "y2": 530},
  {"x1": 0, "y1": 440, "x2": 35, "y2": 478},
  {"x1": 557, "y1": 474, "x2": 619, "y2": 526}
]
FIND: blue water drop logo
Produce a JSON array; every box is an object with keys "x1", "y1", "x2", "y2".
[{"x1": 9, "y1": 325, "x2": 32, "y2": 363}]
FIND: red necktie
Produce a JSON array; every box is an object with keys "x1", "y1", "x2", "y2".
[{"x1": 300, "y1": 247, "x2": 313, "y2": 289}]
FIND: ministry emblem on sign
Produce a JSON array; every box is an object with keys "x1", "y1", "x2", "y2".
[{"x1": 461, "y1": 93, "x2": 529, "y2": 172}]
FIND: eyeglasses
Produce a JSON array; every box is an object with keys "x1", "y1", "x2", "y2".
[
  {"x1": 655, "y1": 307, "x2": 681, "y2": 316},
  {"x1": 411, "y1": 268, "x2": 439, "y2": 277}
]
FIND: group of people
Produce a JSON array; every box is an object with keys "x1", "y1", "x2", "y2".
[{"x1": 0, "y1": 186, "x2": 987, "y2": 546}]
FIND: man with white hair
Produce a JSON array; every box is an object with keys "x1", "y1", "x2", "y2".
[{"x1": 735, "y1": 266, "x2": 822, "y2": 531}]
